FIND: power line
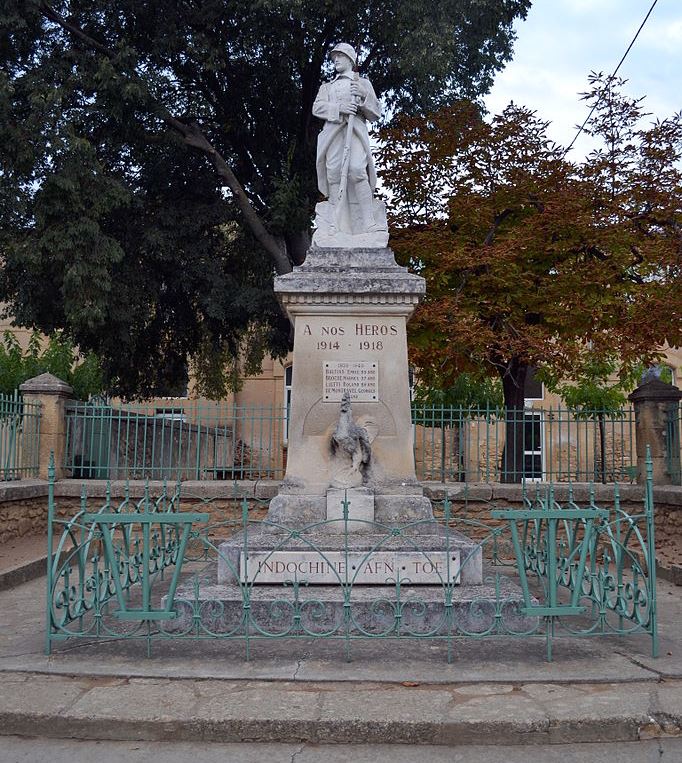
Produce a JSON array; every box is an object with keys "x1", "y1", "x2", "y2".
[{"x1": 563, "y1": 0, "x2": 660, "y2": 157}]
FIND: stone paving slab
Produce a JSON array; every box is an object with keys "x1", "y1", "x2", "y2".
[{"x1": 1, "y1": 671, "x2": 682, "y2": 746}]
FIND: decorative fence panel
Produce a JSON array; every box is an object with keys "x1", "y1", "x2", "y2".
[
  {"x1": 0, "y1": 390, "x2": 41, "y2": 480},
  {"x1": 64, "y1": 401, "x2": 287, "y2": 481},
  {"x1": 63, "y1": 401, "x2": 640, "y2": 485},
  {"x1": 45, "y1": 454, "x2": 658, "y2": 662},
  {"x1": 413, "y1": 405, "x2": 638, "y2": 484}
]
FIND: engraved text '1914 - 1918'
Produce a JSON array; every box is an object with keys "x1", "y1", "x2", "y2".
[{"x1": 303, "y1": 322, "x2": 398, "y2": 352}]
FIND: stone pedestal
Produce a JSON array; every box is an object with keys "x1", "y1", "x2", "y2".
[
  {"x1": 271, "y1": 245, "x2": 432, "y2": 521},
  {"x1": 629, "y1": 379, "x2": 682, "y2": 485},
  {"x1": 202, "y1": 244, "x2": 518, "y2": 618},
  {"x1": 211, "y1": 244, "x2": 486, "y2": 590}
]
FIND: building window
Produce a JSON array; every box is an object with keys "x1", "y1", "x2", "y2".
[
  {"x1": 523, "y1": 411, "x2": 544, "y2": 480},
  {"x1": 524, "y1": 366, "x2": 544, "y2": 402},
  {"x1": 154, "y1": 407, "x2": 186, "y2": 421}
]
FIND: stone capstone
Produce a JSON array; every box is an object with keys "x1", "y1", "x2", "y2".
[
  {"x1": 19, "y1": 373, "x2": 73, "y2": 397},
  {"x1": 274, "y1": 246, "x2": 425, "y2": 308}
]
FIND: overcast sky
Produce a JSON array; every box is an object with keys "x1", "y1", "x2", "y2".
[{"x1": 485, "y1": 0, "x2": 681, "y2": 160}]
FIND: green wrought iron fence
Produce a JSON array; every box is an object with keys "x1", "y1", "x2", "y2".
[
  {"x1": 412, "y1": 404, "x2": 638, "y2": 484},
  {"x1": 0, "y1": 390, "x2": 41, "y2": 480},
  {"x1": 64, "y1": 400, "x2": 287, "y2": 481},
  {"x1": 666, "y1": 401, "x2": 682, "y2": 486},
  {"x1": 64, "y1": 401, "x2": 639, "y2": 484},
  {"x1": 45, "y1": 450, "x2": 658, "y2": 662}
]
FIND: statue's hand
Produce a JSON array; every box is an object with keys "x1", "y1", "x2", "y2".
[{"x1": 339, "y1": 102, "x2": 357, "y2": 116}]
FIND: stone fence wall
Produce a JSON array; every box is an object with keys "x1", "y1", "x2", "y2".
[{"x1": 1, "y1": 478, "x2": 680, "y2": 584}]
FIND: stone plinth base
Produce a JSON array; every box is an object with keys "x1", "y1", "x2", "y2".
[
  {"x1": 167, "y1": 572, "x2": 537, "y2": 635},
  {"x1": 325, "y1": 487, "x2": 374, "y2": 532},
  {"x1": 217, "y1": 527, "x2": 483, "y2": 586},
  {"x1": 267, "y1": 485, "x2": 434, "y2": 526}
]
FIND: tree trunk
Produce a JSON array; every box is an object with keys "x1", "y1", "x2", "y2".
[{"x1": 500, "y1": 359, "x2": 529, "y2": 484}]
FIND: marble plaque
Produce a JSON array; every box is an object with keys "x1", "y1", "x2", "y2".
[
  {"x1": 240, "y1": 550, "x2": 460, "y2": 585},
  {"x1": 323, "y1": 361, "x2": 378, "y2": 402}
]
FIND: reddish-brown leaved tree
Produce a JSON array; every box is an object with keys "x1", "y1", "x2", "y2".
[{"x1": 378, "y1": 76, "x2": 682, "y2": 481}]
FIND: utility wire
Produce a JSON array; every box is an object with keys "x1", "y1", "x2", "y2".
[{"x1": 563, "y1": 0, "x2": 660, "y2": 156}]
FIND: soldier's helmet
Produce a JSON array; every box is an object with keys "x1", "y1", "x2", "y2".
[{"x1": 330, "y1": 43, "x2": 357, "y2": 67}]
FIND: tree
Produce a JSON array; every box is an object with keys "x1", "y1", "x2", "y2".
[
  {"x1": 0, "y1": 330, "x2": 105, "y2": 400},
  {"x1": 412, "y1": 373, "x2": 502, "y2": 481},
  {"x1": 0, "y1": 0, "x2": 531, "y2": 397},
  {"x1": 540, "y1": 356, "x2": 640, "y2": 484},
  {"x1": 379, "y1": 77, "x2": 682, "y2": 481}
]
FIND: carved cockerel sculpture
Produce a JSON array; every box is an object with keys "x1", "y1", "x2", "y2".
[{"x1": 330, "y1": 391, "x2": 371, "y2": 487}]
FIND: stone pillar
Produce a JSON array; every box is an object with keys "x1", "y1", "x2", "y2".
[
  {"x1": 628, "y1": 379, "x2": 682, "y2": 485},
  {"x1": 20, "y1": 373, "x2": 73, "y2": 480}
]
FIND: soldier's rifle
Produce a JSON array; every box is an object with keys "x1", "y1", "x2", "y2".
[{"x1": 334, "y1": 71, "x2": 360, "y2": 231}]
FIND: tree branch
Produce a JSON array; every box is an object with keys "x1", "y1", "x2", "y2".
[
  {"x1": 484, "y1": 208, "x2": 514, "y2": 245},
  {"x1": 38, "y1": 2, "x2": 292, "y2": 275}
]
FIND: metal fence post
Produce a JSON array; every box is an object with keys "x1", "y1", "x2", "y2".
[{"x1": 44, "y1": 451, "x2": 55, "y2": 655}]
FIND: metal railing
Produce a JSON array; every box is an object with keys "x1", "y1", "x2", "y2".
[
  {"x1": 413, "y1": 405, "x2": 637, "y2": 484},
  {"x1": 45, "y1": 450, "x2": 658, "y2": 661},
  {"x1": 666, "y1": 401, "x2": 682, "y2": 485},
  {"x1": 0, "y1": 390, "x2": 41, "y2": 480},
  {"x1": 63, "y1": 400, "x2": 639, "y2": 484},
  {"x1": 64, "y1": 400, "x2": 287, "y2": 481}
]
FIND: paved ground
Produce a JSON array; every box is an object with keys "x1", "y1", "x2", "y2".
[
  {"x1": 0, "y1": 534, "x2": 57, "y2": 591},
  {"x1": 0, "y1": 573, "x2": 681, "y2": 749},
  {"x1": 2, "y1": 736, "x2": 681, "y2": 762}
]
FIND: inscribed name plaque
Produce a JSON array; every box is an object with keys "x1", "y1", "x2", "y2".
[
  {"x1": 240, "y1": 550, "x2": 461, "y2": 585},
  {"x1": 323, "y1": 361, "x2": 378, "y2": 402}
]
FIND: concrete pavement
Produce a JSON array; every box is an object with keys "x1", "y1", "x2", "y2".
[
  {"x1": 0, "y1": 574, "x2": 681, "y2": 747},
  {"x1": 2, "y1": 736, "x2": 681, "y2": 762}
]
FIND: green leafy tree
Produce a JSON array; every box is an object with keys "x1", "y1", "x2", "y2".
[
  {"x1": 0, "y1": 330, "x2": 105, "y2": 400},
  {"x1": 539, "y1": 356, "x2": 641, "y2": 483},
  {"x1": 412, "y1": 373, "x2": 503, "y2": 481},
  {"x1": 0, "y1": 0, "x2": 530, "y2": 397}
]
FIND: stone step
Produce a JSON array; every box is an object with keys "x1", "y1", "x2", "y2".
[
  {"x1": 166, "y1": 571, "x2": 536, "y2": 635},
  {"x1": 2, "y1": 671, "x2": 680, "y2": 746}
]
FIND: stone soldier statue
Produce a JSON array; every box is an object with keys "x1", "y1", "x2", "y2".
[{"x1": 312, "y1": 43, "x2": 388, "y2": 247}]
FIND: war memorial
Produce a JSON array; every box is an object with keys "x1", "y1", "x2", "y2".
[
  {"x1": 30, "y1": 42, "x2": 659, "y2": 658},
  {"x1": 1, "y1": 38, "x2": 681, "y2": 759}
]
